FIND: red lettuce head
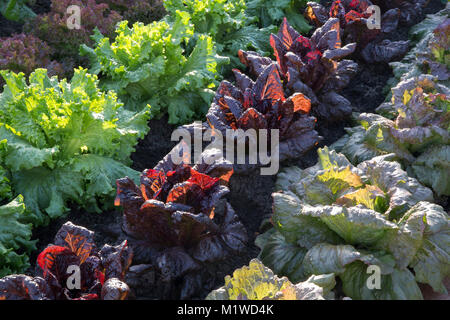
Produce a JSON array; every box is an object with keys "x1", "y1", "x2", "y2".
[
  {"x1": 305, "y1": 1, "x2": 410, "y2": 63},
  {"x1": 0, "y1": 222, "x2": 132, "y2": 300},
  {"x1": 114, "y1": 145, "x2": 247, "y2": 278},
  {"x1": 268, "y1": 17, "x2": 356, "y2": 93},
  {"x1": 236, "y1": 18, "x2": 357, "y2": 122},
  {"x1": 205, "y1": 63, "x2": 320, "y2": 162}
]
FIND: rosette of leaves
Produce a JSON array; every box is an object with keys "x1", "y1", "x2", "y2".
[
  {"x1": 163, "y1": 0, "x2": 274, "y2": 68},
  {"x1": 81, "y1": 11, "x2": 225, "y2": 125},
  {"x1": 206, "y1": 259, "x2": 336, "y2": 300},
  {"x1": 25, "y1": 0, "x2": 122, "y2": 79},
  {"x1": 206, "y1": 63, "x2": 320, "y2": 163},
  {"x1": 246, "y1": 0, "x2": 316, "y2": 34},
  {"x1": 0, "y1": 222, "x2": 133, "y2": 300},
  {"x1": 389, "y1": 5, "x2": 450, "y2": 88},
  {"x1": 0, "y1": 195, "x2": 36, "y2": 277},
  {"x1": 256, "y1": 147, "x2": 450, "y2": 299},
  {"x1": 333, "y1": 76, "x2": 450, "y2": 195},
  {"x1": 0, "y1": 34, "x2": 63, "y2": 88},
  {"x1": 115, "y1": 144, "x2": 247, "y2": 299},
  {"x1": 238, "y1": 18, "x2": 358, "y2": 121},
  {"x1": 97, "y1": 0, "x2": 166, "y2": 25},
  {"x1": 305, "y1": 0, "x2": 409, "y2": 63},
  {"x1": 0, "y1": 68, "x2": 149, "y2": 225},
  {"x1": 0, "y1": 0, "x2": 35, "y2": 22}
]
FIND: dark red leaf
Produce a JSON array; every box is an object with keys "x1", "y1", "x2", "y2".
[{"x1": 37, "y1": 246, "x2": 73, "y2": 274}]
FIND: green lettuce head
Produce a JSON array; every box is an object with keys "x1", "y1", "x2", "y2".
[
  {"x1": 256, "y1": 147, "x2": 449, "y2": 299},
  {"x1": 0, "y1": 68, "x2": 149, "y2": 225}
]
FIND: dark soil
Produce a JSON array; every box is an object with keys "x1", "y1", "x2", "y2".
[
  {"x1": 22, "y1": 0, "x2": 449, "y2": 300},
  {"x1": 130, "y1": 115, "x2": 178, "y2": 172}
]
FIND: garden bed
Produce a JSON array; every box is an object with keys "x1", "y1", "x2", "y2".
[{"x1": 1, "y1": 0, "x2": 448, "y2": 300}]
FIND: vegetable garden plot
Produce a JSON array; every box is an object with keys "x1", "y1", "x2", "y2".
[{"x1": 0, "y1": 0, "x2": 448, "y2": 301}]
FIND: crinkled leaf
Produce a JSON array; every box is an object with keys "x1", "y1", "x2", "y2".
[
  {"x1": 255, "y1": 228, "x2": 307, "y2": 283},
  {"x1": 0, "y1": 196, "x2": 36, "y2": 277}
]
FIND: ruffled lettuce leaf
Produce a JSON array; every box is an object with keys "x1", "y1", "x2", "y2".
[
  {"x1": 303, "y1": 243, "x2": 423, "y2": 300},
  {"x1": 411, "y1": 145, "x2": 450, "y2": 196},
  {"x1": 0, "y1": 162, "x2": 11, "y2": 202}
]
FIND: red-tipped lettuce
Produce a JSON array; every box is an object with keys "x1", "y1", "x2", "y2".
[
  {"x1": 206, "y1": 63, "x2": 320, "y2": 162},
  {"x1": 305, "y1": 0, "x2": 409, "y2": 63},
  {"x1": 114, "y1": 145, "x2": 247, "y2": 295},
  {"x1": 0, "y1": 222, "x2": 132, "y2": 300}
]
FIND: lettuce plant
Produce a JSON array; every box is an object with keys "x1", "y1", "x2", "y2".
[
  {"x1": 0, "y1": 34, "x2": 64, "y2": 88},
  {"x1": 246, "y1": 0, "x2": 316, "y2": 34},
  {"x1": 430, "y1": 18, "x2": 450, "y2": 68},
  {"x1": 206, "y1": 63, "x2": 320, "y2": 162},
  {"x1": 25, "y1": 0, "x2": 122, "y2": 79},
  {"x1": 0, "y1": 222, "x2": 133, "y2": 300},
  {"x1": 207, "y1": 259, "x2": 335, "y2": 300},
  {"x1": 163, "y1": 0, "x2": 274, "y2": 67},
  {"x1": 238, "y1": 18, "x2": 358, "y2": 121},
  {"x1": 390, "y1": 5, "x2": 450, "y2": 88},
  {"x1": 333, "y1": 76, "x2": 450, "y2": 195},
  {"x1": 0, "y1": 0, "x2": 35, "y2": 22},
  {"x1": 97, "y1": 0, "x2": 166, "y2": 25},
  {"x1": 256, "y1": 147, "x2": 449, "y2": 299},
  {"x1": 82, "y1": 11, "x2": 225, "y2": 125},
  {"x1": 305, "y1": 0, "x2": 409, "y2": 63},
  {"x1": 0, "y1": 196, "x2": 35, "y2": 277},
  {"x1": 115, "y1": 144, "x2": 247, "y2": 298},
  {"x1": 0, "y1": 68, "x2": 149, "y2": 225}
]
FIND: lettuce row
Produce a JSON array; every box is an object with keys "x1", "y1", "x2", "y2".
[
  {"x1": 256, "y1": 147, "x2": 449, "y2": 299},
  {"x1": 82, "y1": 10, "x2": 227, "y2": 125},
  {"x1": 0, "y1": 196, "x2": 36, "y2": 277},
  {"x1": 163, "y1": 0, "x2": 274, "y2": 68},
  {"x1": 332, "y1": 6, "x2": 450, "y2": 196},
  {"x1": 0, "y1": 68, "x2": 148, "y2": 225},
  {"x1": 206, "y1": 259, "x2": 335, "y2": 300}
]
